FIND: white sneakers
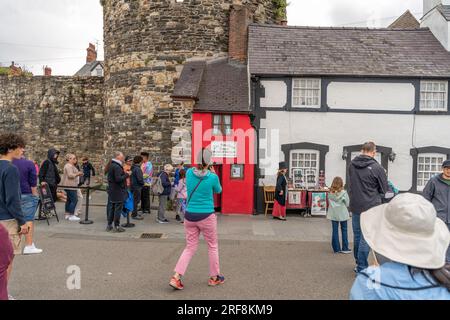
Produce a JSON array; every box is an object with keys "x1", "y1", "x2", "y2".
[
  {"x1": 65, "y1": 214, "x2": 81, "y2": 221},
  {"x1": 23, "y1": 243, "x2": 43, "y2": 255}
]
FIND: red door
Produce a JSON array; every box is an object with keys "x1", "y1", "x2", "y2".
[{"x1": 213, "y1": 165, "x2": 222, "y2": 211}]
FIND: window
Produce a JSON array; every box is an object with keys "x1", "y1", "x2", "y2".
[
  {"x1": 292, "y1": 78, "x2": 321, "y2": 108},
  {"x1": 290, "y1": 150, "x2": 320, "y2": 188},
  {"x1": 212, "y1": 115, "x2": 232, "y2": 136},
  {"x1": 417, "y1": 153, "x2": 445, "y2": 191},
  {"x1": 96, "y1": 67, "x2": 103, "y2": 76},
  {"x1": 420, "y1": 81, "x2": 448, "y2": 111}
]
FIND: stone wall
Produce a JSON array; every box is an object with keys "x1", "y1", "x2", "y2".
[
  {"x1": 0, "y1": 75, "x2": 105, "y2": 176},
  {"x1": 102, "y1": 0, "x2": 280, "y2": 170}
]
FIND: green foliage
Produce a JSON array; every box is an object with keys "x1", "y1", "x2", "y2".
[
  {"x1": 0, "y1": 67, "x2": 9, "y2": 75},
  {"x1": 273, "y1": 0, "x2": 288, "y2": 20}
]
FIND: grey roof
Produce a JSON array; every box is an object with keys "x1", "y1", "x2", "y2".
[
  {"x1": 248, "y1": 24, "x2": 450, "y2": 78},
  {"x1": 173, "y1": 58, "x2": 250, "y2": 113},
  {"x1": 388, "y1": 10, "x2": 420, "y2": 29},
  {"x1": 437, "y1": 5, "x2": 450, "y2": 21},
  {"x1": 74, "y1": 61, "x2": 104, "y2": 76}
]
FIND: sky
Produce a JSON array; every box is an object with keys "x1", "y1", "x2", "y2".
[{"x1": 0, "y1": 0, "x2": 423, "y2": 76}]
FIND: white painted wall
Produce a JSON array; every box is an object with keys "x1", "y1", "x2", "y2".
[
  {"x1": 424, "y1": 0, "x2": 445, "y2": 14},
  {"x1": 327, "y1": 82, "x2": 415, "y2": 111},
  {"x1": 421, "y1": 8, "x2": 450, "y2": 51},
  {"x1": 259, "y1": 111, "x2": 450, "y2": 192},
  {"x1": 260, "y1": 80, "x2": 287, "y2": 108}
]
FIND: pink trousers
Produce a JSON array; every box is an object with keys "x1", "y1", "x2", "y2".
[{"x1": 174, "y1": 214, "x2": 220, "y2": 277}]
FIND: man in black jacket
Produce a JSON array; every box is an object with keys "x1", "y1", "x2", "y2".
[
  {"x1": 38, "y1": 149, "x2": 61, "y2": 203},
  {"x1": 348, "y1": 142, "x2": 388, "y2": 273},
  {"x1": 106, "y1": 152, "x2": 129, "y2": 232}
]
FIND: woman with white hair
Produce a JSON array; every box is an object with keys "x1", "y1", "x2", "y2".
[
  {"x1": 157, "y1": 164, "x2": 173, "y2": 224},
  {"x1": 350, "y1": 193, "x2": 450, "y2": 300}
]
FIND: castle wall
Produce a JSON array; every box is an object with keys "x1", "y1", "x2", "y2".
[{"x1": 0, "y1": 75, "x2": 105, "y2": 174}]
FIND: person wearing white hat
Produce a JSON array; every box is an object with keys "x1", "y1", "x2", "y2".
[{"x1": 350, "y1": 193, "x2": 450, "y2": 300}]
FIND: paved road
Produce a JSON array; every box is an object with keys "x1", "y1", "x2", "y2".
[{"x1": 8, "y1": 191, "x2": 357, "y2": 300}]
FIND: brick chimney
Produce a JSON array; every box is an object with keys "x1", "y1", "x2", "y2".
[
  {"x1": 86, "y1": 43, "x2": 97, "y2": 63},
  {"x1": 44, "y1": 66, "x2": 52, "y2": 76},
  {"x1": 229, "y1": 3, "x2": 252, "y2": 62}
]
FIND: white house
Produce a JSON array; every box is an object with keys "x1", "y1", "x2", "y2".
[{"x1": 248, "y1": 9, "x2": 450, "y2": 211}]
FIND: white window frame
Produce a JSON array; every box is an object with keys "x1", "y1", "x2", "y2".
[
  {"x1": 419, "y1": 80, "x2": 448, "y2": 111},
  {"x1": 417, "y1": 153, "x2": 446, "y2": 191},
  {"x1": 292, "y1": 78, "x2": 321, "y2": 108},
  {"x1": 290, "y1": 149, "x2": 320, "y2": 188}
]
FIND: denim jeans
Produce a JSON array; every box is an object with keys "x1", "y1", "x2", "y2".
[
  {"x1": 65, "y1": 190, "x2": 78, "y2": 215},
  {"x1": 331, "y1": 220, "x2": 349, "y2": 253},
  {"x1": 352, "y1": 213, "x2": 370, "y2": 272}
]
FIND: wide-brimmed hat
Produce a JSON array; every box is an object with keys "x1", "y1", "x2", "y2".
[
  {"x1": 279, "y1": 162, "x2": 288, "y2": 170},
  {"x1": 361, "y1": 193, "x2": 450, "y2": 269}
]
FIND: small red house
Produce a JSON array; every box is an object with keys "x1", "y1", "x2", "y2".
[{"x1": 172, "y1": 57, "x2": 255, "y2": 214}]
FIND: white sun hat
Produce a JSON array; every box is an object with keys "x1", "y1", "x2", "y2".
[{"x1": 361, "y1": 193, "x2": 450, "y2": 269}]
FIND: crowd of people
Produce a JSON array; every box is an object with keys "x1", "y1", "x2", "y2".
[{"x1": 0, "y1": 133, "x2": 449, "y2": 300}]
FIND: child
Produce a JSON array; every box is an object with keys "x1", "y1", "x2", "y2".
[
  {"x1": 174, "y1": 169, "x2": 187, "y2": 223},
  {"x1": 81, "y1": 157, "x2": 96, "y2": 186},
  {"x1": 327, "y1": 177, "x2": 351, "y2": 254}
]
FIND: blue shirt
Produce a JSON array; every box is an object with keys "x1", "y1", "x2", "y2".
[
  {"x1": 186, "y1": 168, "x2": 222, "y2": 214},
  {"x1": 350, "y1": 262, "x2": 450, "y2": 300},
  {"x1": 0, "y1": 160, "x2": 25, "y2": 226}
]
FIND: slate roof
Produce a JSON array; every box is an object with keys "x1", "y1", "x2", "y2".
[
  {"x1": 388, "y1": 10, "x2": 420, "y2": 29},
  {"x1": 172, "y1": 57, "x2": 250, "y2": 113},
  {"x1": 248, "y1": 24, "x2": 450, "y2": 78},
  {"x1": 437, "y1": 5, "x2": 450, "y2": 21},
  {"x1": 74, "y1": 61, "x2": 104, "y2": 76}
]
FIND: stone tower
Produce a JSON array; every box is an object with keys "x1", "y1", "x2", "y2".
[{"x1": 102, "y1": 0, "x2": 282, "y2": 169}]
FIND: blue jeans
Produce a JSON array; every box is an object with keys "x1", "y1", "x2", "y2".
[
  {"x1": 331, "y1": 220, "x2": 349, "y2": 253},
  {"x1": 352, "y1": 213, "x2": 370, "y2": 272},
  {"x1": 65, "y1": 190, "x2": 78, "y2": 215}
]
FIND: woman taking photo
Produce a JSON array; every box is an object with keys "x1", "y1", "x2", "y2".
[
  {"x1": 61, "y1": 154, "x2": 83, "y2": 222},
  {"x1": 169, "y1": 158, "x2": 223, "y2": 290},
  {"x1": 273, "y1": 162, "x2": 288, "y2": 221}
]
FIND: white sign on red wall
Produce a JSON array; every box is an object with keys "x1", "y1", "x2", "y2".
[{"x1": 211, "y1": 141, "x2": 237, "y2": 158}]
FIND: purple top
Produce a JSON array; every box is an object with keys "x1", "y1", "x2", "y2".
[
  {"x1": 12, "y1": 158, "x2": 37, "y2": 195},
  {"x1": 0, "y1": 224, "x2": 13, "y2": 300}
]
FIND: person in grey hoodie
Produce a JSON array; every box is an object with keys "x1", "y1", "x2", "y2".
[
  {"x1": 348, "y1": 142, "x2": 388, "y2": 273},
  {"x1": 423, "y1": 159, "x2": 450, "y2": 263}
]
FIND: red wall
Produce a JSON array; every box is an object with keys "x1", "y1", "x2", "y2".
[{"x1": 192, "y1": 113, "x2": 255, "y2": 214}]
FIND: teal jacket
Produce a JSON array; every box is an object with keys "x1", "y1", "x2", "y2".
[
  {"x1": 326, "y1": 190, "x2": 350, "y2": 222},
  {"x1": 186, "y1": 168, "x2": 222, "y2": 214}
]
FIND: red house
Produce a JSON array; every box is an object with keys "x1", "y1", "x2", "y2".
[{"x1": 172, "y1": 58, "x2": 255, "y2": 214}]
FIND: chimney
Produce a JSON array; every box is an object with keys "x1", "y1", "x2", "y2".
[
  {"x1": 86, "y1": 43, "x2": 97, "y2": 63},
  {"x1": 279, "y1": 19, "x2": 288, "y2": 26},
  {"x1": 229, "y1": 3, "x2": 252, "y2": 62},
  {"x1": 44, "y1": 66, "x2": 52, "y2": 76}
]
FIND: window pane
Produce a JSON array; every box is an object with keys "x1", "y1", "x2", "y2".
[{"x1": 224, "y1": 116, "x2": 231, "y2": 124}]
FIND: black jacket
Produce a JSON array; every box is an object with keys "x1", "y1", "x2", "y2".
[
  {"x1": 348, "y1": 155, "x2": 388, "y2": 214},
  {"x1": 107, "y1": 160, "x2": 129, "y2": 203},
  {"x1": 39, "y1": 149, "x2": 61, "y2": 186},
  {"x1": 275, "y1": 174, "x2": 287, "y2": 206},
  {"x1": 423, "y1": 174, "x2": 450, "y2": 224},
  {"x1": 159, "y1": 171, "x2": 172, "y2": 196},
  {"x1": 131, "y1": 164, "x2": 144, "y2": 190}
]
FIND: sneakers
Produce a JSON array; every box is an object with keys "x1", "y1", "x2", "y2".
[
  {"x1": 131, "y1": 215, "x2": 144, "y2": 221},
  {"x1": 106, "y1": 225, "x2": 113, "y2": 232},
  {"x1": 68, "y1": 215, "x2": 81, "y2": 222},
  {"x1": 169, "y1": 276, "x2": 184, "y2": 290},
  {"x1": 112, "y1": 226, "x2": 126, "y2": 233},
  {"x1": 340, "y1": 250, "x2": 352, "y2": 254},
  {"x1": 157, "y1": 218, "x2": 169, "y2": 224},
  {"x1": 8, "y1": 294, "x2": 16, "y2": 300},
  {"x1": 23, "y1": 244, "x2": 43, "y2": 255},
  {"x1": 208, "y1": 275, "x2": 225, "y2": 287}
]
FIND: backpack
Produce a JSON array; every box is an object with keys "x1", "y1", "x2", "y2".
[{"x1": 151, "y1": 173, "x2": 164, "y2": 195}]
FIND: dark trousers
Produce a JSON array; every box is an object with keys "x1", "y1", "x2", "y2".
[
  {"x1": 49, "y1": 184, "x2": 58, "y2": 203},
  {"x1": 352, "y1": 213, "x2": 370, "y2": 272},
  {"x1": 107, "y1": 201, "x2": 123, "y2": 227},
  {"x1": 331, "y1": 220, "x2": 349, "y2": 253},
  {"x1": 141, "y1": 186, "x2": 151, "y2": 212},
  {"x1": 65, "y1": 190, "x2": 78, "y2": 215},
  {"x1": 132, "y1": 188, "x2": 142, "y2": 217}
]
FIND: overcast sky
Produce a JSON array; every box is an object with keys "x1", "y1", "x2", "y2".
[{"x1": 0, "y1": 0, "x2": 423, "y2": 75}]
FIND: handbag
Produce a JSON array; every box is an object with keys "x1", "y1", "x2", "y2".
[{"x1": 151, "y1": 173, "x2": 164, "y2": 195}]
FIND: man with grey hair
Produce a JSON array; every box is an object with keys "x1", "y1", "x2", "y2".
[{"x1": 106, "y1": 151, "x2": 129, "y2": 232}]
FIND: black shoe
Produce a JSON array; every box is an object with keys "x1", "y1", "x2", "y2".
[
  {"x1": 131, "y1": 215, "x2": 144, "y2": 220},
  {"x1": 121, "y1": 222, "x2": 135, "y2": 228},
  {"x1": 175, "y1": 215, "x2": 181, "y2": 222},
  {"x1": 106, "y1": 225, "x2": 113, "y2": 232},
  {"x1": 112, "y1": 226, "x2": 126, "y2": 233}
]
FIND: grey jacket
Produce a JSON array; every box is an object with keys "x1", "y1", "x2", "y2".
[{"x1": 422, "y1": 174, "x2": 450, "y2": 224}]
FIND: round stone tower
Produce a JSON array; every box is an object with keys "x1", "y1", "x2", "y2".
[{"x1": 102, "y1": 0, "x2": 282, "y2": 169}]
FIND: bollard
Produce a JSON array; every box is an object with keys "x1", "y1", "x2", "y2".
[{"x1": 80, "y1": 187, "x2": 94, "y2": 225}]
